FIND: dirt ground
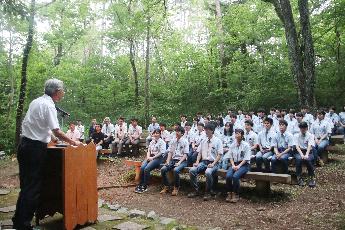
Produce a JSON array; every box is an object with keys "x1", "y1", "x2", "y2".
[{"x1": 1, "y1": 150, "x2": 345, "y2": 229}]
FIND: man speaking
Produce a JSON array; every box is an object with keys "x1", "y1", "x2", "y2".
[{"x1": 12, "y1": 78, "x2": 81, "y2": 230}]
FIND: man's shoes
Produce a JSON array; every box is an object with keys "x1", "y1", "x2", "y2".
[
  {"x1": 308, "y1": 178, "x2": 316, "y2": 188},
  {"x1": 230, "y1": 193, "x2": 239, "y2": 203},
  {"x1": 298, "y1": 177, "x2": 305, "y2": 187},
  {"x1": 210, "y1": 190, "x2": 217, "y2": 196},
  {"x1": 134, "y1": 185, "x2": 142, "y2": 193},
  {"x1": 317, "y1": 158, "x2": 324, "y2": 167},
  {"x1": 141, "y1": 185, "x2": 148, "y2": 193},
  {"x1": 203, "y1": 193, "x2": 212, "y2": 201},
  {"x1": 171, "y1": 187, "x2": 179, "y2": 196},
  {"x1": 187, "y1": 191, "x2": 200, "y2": 198},
  {"x1": 160, "y1": 186, "x2": 169, "y2": 194},
  {"x1": 225, "y1": 192, "x2": 233, "y2": 203}
]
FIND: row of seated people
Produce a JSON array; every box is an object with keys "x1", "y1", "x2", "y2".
[
  {"x1": 79, "y1": 107, "x2": 342, "y2": 159},
  {"x1": 134, "y1": 119, "x2": 319, "y2": 203}
]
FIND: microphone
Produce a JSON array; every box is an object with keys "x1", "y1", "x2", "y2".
[{"x1": 55, "y1": 106, "x2": 70, "y2": 117}]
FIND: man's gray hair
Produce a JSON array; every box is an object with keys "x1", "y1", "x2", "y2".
[{"x1": 44, "y1": 78, "x2": 64, "y2": 96}]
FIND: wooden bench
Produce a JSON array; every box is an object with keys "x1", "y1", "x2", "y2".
[
  {"x1": 124, "y1": 160, "x2": 291, "y2": 196},
  {"x1": 330, "y1": 135, "x2": 344, "y2": 145}
]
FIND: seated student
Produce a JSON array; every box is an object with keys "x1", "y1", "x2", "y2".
[
  {"x1": 160, "y1": 126, "x2": 189, "y2": 196},
  {"x1": 135, "y1": 129, "x2": 166, "y2": 193},
  {"x1": 146, "y1": 116, "x2": 160, "y2": 148},
  {"x1": 254, "y1": 108, "x2": 265, "y2": 133},
  {"x1": 339, "y1": 105, "x2": 345, "y2": 135},
  {"x1": 301, "y1": 106, "x2": 314, "y2": 127},
  {"x1": 76, "y1": 120, "x2": 85, "y2": 142},
  {"x1": 180, "y1": 114, "x2": 187, "y2": 128},
  {"x1": 87, "y1": 118, "x2": 97, "y2": 143},
  {"x1": 243, "y1": 120, "x2": 258, "y2": 157},
  {"x1": 225, "y1": 129, "x2": 251, "y2": 203},
  {"x1": 268, "y1": 108, "x2": 276, "y2": 119},
  {"x1": 183, "y1": 121, "x2": 194, "y2": 148},
  {"x1": 230, "y1": 114, "x2": 244, "y2": 132},
  {"x1": 271, "y1": 120, "x2": 294, "y2": 174},
  {"x1": 187, "y1": 124, "x2": 223, "y2": 201},
  {"x1": 125, "y1": 118, "x2": 142, "y2": 155},
  {"x1": 101, "y1": 117, "x2": 115, "y2": 149},
  {"x1": 196, "y1": 112, "x2": 205, "y2": 125},
  {"x1": 189, "y1": 123, "x2": 206, "y2": 166},
  {"x1": 191, "y1": 117, "x2": 199, "y2": 133},
  {"x1": 255, "y1": 117, "x2": 276, "y2": 172},
  {"x1": 66, "y1": 122, "x2": 81, "y2": 142},
  {"x1": 310, "y1": 110, "x2": 332, "y2": 165},
  {"x1": 281, "y1": 109, "x2": 288, "y2": 120},
  {"x1": 221, "y1": 122, "x2": 234, "y2": 169},
  {"x1": 286, "y1": 109, "x2": 299, "y2": 135},
  {"x1": 326, "y1": 106, "x2": 340, "y2": 135},
  {"x1": 111, "y1": 117, "x2": 128, "y2": 155},
  {"x1": 237, "y1": 110, "x2": 245, "y2": 123},
  {"x1": 215, "y1": 117, "x2": 224, "y2": 138},
  {"x1": 91, "y1": 123, "x2": 104, "y2": 155},
  {"x1": 294, "y1": 122, "x2": 316, "y2": 187},
  {"x1": 159, "y1": 123, "x2": 171, "y2": 147}
]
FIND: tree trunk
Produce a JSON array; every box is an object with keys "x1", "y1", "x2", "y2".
[
  {"x1": 214, "y1": 0, "x2": 227, "y2": 88},
  {"x1": 298, "y1": 0, "x2": 315, "y2": 107},
  {"x1": 144, "y1": 16, "x2": 151, "y2": 127},
  {"x1": 129, "y1": 38, "x2": 139, "y2": 103},
  {"x1": 6, "y1": 29, "x2": 15, "y2": 123},
  {"x1": 54, "y1": 42, "x2": 63, "y2": 66},
  {"x1": 15, "y1": 0, "x2": 36, "y2": 148},
  {"x1": 267, "y1": 0, "x2": 315, "y2": 108}
]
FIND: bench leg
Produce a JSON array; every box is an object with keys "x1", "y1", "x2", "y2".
[{"x1": 255, "y1": 180, "x2": 270, "y2": 196}]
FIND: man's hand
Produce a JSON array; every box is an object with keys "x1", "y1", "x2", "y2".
[
  {"x1": 193, "y1": 162, "x2": 199, "y2": 167},
  {"x1": 232, "y1": 165, "x2": 239, "y2": 171},
  {"x1": 73, "y1": 140, "x2": 82, "y2": 146},
  {"x1": 207, "y1": 163, "x2": 214, "y2": 168}
]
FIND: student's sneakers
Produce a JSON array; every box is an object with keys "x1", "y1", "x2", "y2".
[
  {"x1": 203, "y1": 193, "x2": 212, "y2": 201},
  {"x1": 160, "y1": 186, "x2": 169, "y2": 194},
  {"x1": 308, "y1": 178, "x2": 316, "y2": 188},
  {"x1": 230, "y1": 193, "x2": 239, "y2": 203},
  {"x1": 171, "y1": 187, "x2": 179, "y2": 196},
  {"x1": 317, "y1": 158, "x2": 325, "y2": 167},
  {"x1": 134, "y1": 185, "x2": 148, "y2": 193},
  {"x1": 298, "y1": 178, "x2": 305, "y2": 187},
  {"x1": 225, "y1": 192, "x2": 233, "y2": 203},
  {"x1": 187, "y1": 191, "x2": 200, "y2": 198}
]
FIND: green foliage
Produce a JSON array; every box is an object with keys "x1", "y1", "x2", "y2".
[{"x1": 0, "y1": 0, "x2": 344, "y2": 152}]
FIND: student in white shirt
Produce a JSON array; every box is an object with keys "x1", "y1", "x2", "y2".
[
  {"x1": 188, "y1": 123, "x2": 223, "y2": 201},
  {"x1": 270, "y1": 120, "x2": 294, "y2": 174},
  {"x1": 286, "y1": 109, "x2": 299, "y2": 135},
  {"x1": 125, "y1": 118, "x2": 142, "y2": 155},
  {"x1": 301, "y1": 106, "x2": 314, "y2": 127},
  {"x1": 339, "y1": 105, "x2": 345, "y2": 136},
  {"x1": 135, "y1": 129, "x2": 166, "y2": 193},
  {"x1": 214, "y1": 117, "x2": 224, "y2": 138},
  {"x1": 225, "y1": 129, "x2": 251, "y2": 203},
  {"x1": 111, "y1": 117, "x2": 128, "y2": 155},
  {"x1": 146, "y1": 116, "x2": 160, "y2": 147},
  {"x1": 220, "y1": 122, "x2": 235, "y2": 169},
  {"x1": 310, "y1": 110, "x2": 332, "y2": 165},
  {"x1": 294, "y1": 121, "x2": 316, "y2": 187},
  {"x1": 244, "y1": 120, "x2": 258, "y2": 156},
  {"x1": 76, "y1": 120, "x2": 85, "y2": 142},
  {"x1": 191, "y1": 117, "x2": 199, "y2": 133},
  {"x1": 66, "y1": 122, "x2": 81, "y2": 142},
  {"x1": 101, "y1": 117, "x2": 115, "y2": 149},
  {"x1": 189, "y1": 123, "x2": 206, "y2": 166},
  {"x1": 180, "y1": 114, "x2": 187, "y2": 128},
  {"x1": 160, "y1": 126, "x2": 189, "y2": 196},
  {"x1": 326, "y1": 106, "x2": 340, "y2": 135},
  {"x1": 255, "y1": 117, "x2": 276, "y2": 172}
]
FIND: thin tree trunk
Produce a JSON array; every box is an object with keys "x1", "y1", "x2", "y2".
[
  {"x1": 153, "y1": 40, "x2": 166, "y2": 82},
  {"x1": 6, "y1": 29, "x2": 14, "y2": 123},
  {"x1": 129, "y1": 38, "x2": 139, "y2": 103},
  {"x1": 15, "y1": 0, "x2": 36, "y2": 148},
  {"x1": 54, "y1": 42, "x2": 63, "y2": 66},
  {"x1": 144, "y1": 16, "x2": 151, "y2": 127},
  {"x1": 215, "y1": 0, "x2": 227, "y2": 88}
]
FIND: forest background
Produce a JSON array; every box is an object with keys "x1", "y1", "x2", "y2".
[{"x1": 0, "y1": 0, "x2": 344, "y2": 152}]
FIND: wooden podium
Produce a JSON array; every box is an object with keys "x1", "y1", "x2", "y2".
[{"x1": 36, "y1": 143, "x2": 98, "y2": 230}]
